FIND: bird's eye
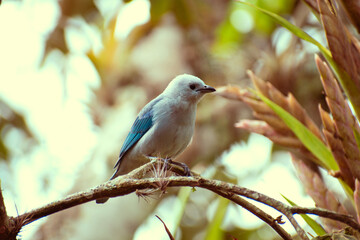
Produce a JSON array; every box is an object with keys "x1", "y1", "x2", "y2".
[{"x1": 189, "y1": 84, "x2": 196, "y2": 90}]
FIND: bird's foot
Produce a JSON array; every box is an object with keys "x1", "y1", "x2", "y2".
[{"x1": 163, "y1": 158, "x2": 192, "y2": 176}]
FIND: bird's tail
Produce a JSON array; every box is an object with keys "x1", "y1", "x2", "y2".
[
  {"x1": 96, "y1": 197, "x2": 109, "y2": 204},
  {"x1": 95, "y1": 169, "x2": 120, "y2": 204}
]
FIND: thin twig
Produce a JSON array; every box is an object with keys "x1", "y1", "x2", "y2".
[
  {"x1": 0, "y1": 181, "x2": 11, "y2": 240},
  {"x1": 0, "y1": 182, "x2": 8, "y2": 231},
  {"x1": 155, "y1": 215, "x2": 175, "y2": 240}
]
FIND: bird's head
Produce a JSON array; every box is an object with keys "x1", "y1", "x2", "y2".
[{"x1": 164, "y1": 74, "x2": 216, "y2": 103}]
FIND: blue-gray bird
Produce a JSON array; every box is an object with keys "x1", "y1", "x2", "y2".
[{"x1": 96, "y1": 74, "x2": 215, "y2": 204}]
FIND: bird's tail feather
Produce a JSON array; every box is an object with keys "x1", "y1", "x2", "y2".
[
  {"x1": 96, "y1": 197, "x2": 109, "y2": 204},
  {"x1": 95, "y1": 169, "x2": 120, "y2": 204}
]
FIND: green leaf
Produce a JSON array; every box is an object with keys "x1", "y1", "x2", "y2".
[
  {"x1": 282, "y1": 195, "x2": 327, "y2": 236},
  {"x1": 253, "y1": 90, "x2": 338, "y2": 171},
  {"x1": 150, "y1": 0, "x2": 171, "y2": 23},
  {"x1": 353, "y1": 128, "x2": 360, "y2": 151},
  {"x1": 172, "y1": 187, "x2": 192, "y2": 238},
  {"x1": 205, "y1": 197, "x2": 229, "y2": 240}
]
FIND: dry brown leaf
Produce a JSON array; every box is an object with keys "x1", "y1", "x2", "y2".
[
  {"x1": 302, "y1": 0, "x2": 320, "y2": 14},
  {"x1": 235, "y1": 120, "x2": 303, "y2": 148},
  {"x1": 318, "y1": 0, "x2": 360, "y2": 92},
  {"x1": 355, "y1": 179, "x2": 360, "y2": 224},
  {"x1": 316, "y1": 55, "x2": 360, "y2": 187},
  {"x1": 319, "y1": 106, "x2": 354, "y2": 188},
  {"x1": 291, "y1": 155, "x2": 348, "y2": 232},
  {"x1": 213, "y1": 85, "x2": 247, "y2": 101},
  {"x1": 339, "y1": 0, "x2": 360, "y2": 33}
]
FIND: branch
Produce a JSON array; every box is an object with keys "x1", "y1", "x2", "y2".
[
  {"x1": 4, "y1": 160, "x2": 360, "y2": 240},
  {"x1": 291, "y1": 206, "x2": 360, "y2": 231},
  {"x1": 0, "y1": 181, "x2": 11, "y2": 240},
  {"x1": 0, "y1": 181, "x2": 7, "y2": 232},
  {"x1": 210, "y1": 188, "x2": 292, "y2": 240}
]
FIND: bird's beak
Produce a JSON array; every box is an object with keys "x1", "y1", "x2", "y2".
[{"x1": 196, "y1": 85, "x2": 216, "y2": 93}]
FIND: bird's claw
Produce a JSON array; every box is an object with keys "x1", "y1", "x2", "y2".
[{"x1": 163, "y1": 158, "x2": 192, "y2": 176}]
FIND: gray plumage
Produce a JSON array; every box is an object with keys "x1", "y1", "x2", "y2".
[{"x1": 96, "y1": 74, "x2": 215, "y2": 204}]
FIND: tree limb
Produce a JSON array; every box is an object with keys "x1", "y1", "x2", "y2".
[
  {"x1": 2, "y1": 160, "x2": 360, "y2": 240},
  {"x1": 209, "y1": 188, "x2": 293, "y2": 240}
]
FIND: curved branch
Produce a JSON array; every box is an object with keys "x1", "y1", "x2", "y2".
[
  {"x1": 210, "y1": 189, "x2": 292, "y2": 240},
  {"x1": 291, "y1": 206, "x2": 360, "y2": 230},
  {"x1": 5, "y1": 160, "x2": 360, "y2": 240}
]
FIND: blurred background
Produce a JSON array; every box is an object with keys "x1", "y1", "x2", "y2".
[{"x1": 0, "y1": 0, "x2": 328, "y2": 239}]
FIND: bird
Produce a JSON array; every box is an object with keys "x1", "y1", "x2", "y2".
[{"x1": 96, "y1": 74, "x2": 216, "y2": 204}]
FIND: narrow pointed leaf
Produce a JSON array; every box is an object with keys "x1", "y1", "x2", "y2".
[
  {"x1": 172, "y1": 187, "x2": 192, "y2": 238},
  {"x1": 205, "y1": 197, "x2": 229, "y2": 240},
  {"x1": 292, "y1": 156, "x2": 349, "y2": 230},
  {"x1": 237, "y1": 1, "x2": 331, "y2": 57},
  {"x1": 282, "y1": 194, "x2": 326, "y2": 236},
  {"x1": 253, "y1": 89, "x2": 338, "y2": 171},
  {"x1": 354, "y1": 180, "x2": 360, "y2": 223},
  {"x1": 353, "y1": 128, "x2": 360, "y2": 151},
  {"x1": 316, "y1": 55, "x2": 360, "y2": 187}
]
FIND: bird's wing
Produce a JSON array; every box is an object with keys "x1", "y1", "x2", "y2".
[{"x1": 113, "y1": 97, "x2": 161, "y2": 169}]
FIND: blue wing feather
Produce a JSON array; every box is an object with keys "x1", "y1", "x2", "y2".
[
  {"x1": 113, "y1": 115, "x2": 153, "y2": 169},
  {"x1": 113, "y1": 97, "x2": 161, "y2": 169}
]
